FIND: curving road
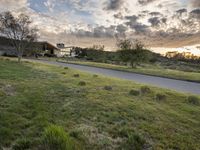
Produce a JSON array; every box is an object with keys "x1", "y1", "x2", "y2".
[{"x1": 31, "y1": 59, "x2": 200, "y2": 95}]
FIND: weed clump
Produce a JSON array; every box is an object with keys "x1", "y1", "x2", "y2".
[
  {"x1": 129, "y1": 90, "x2": 140, "y2": 96},
  {"x1": 155, "y1": 93, "x2": 166, "y2": 101},
  {"x1": 93, "y1": 74, "x2": 98, "y2": 78},
  {"x1": 187, "y1": 96, "x2": 200, "y2": 106},
  {"x1": 0, "y1": 90, "x2": 6, "y2": 97},
  {"x1": 61, "y1": 72, "x2": 66, "y2": 75},
  {"x1": 41, "y1": 125, "x2": 74, "y2": 150},
  {"x1": 78, "y1": 81, "x2": 86, "y2": 86},
  {"x1": 64, "y1": 67, "x2": 68, "y2": 70},
  {"x1": 140, "y1": 86, "x2": 151, "y2": 94},
  {"x1": 104, "y1": 86, "x2": 112, "y2": 91},
  {"x1": 121, "y1": 133, "x2": 145, "y2": 150},
  {"x1": 73, "y1": 74, "x2": 80, "y2": 78},
  {"x1": 12, "y1": 138, "x2": 31, "y2": 150}
]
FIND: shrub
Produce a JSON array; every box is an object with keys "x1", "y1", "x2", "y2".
[
  {"x1": 73, "y1": 74, "x2": 80, "y2": 78},
  {"x1": 93, "y1": 74, "x2": 98, "y2": 78},
  {"x1": 155, "y1": 93, "x2": 166, "y2": 101},
  {"x1": 122, "y1": 133, "x2": 145, "y2": 150},
  {"x1": 41, "y1": 125, "x2": 74, "y2": 150},
  {"x1": 129, "y1": 90, "x2": 140, "y2": 96},
  {"x1": 0, "y1": 90, "x2": 6, "y2": 97},
  {"x1": 13, "y1": 138, "x2": 31, "y2": 150},
  {"x1": 64, "y1": 67, "x2": 68, "y2": 70},
  {"x1": 140, "y1": 86, "x2": 151, "y2": 94},
  {"x1": 104, "y1": 86, "x2": 112, "y2": 91},
  {"x1": 78, "y1": 81, "x2": 86, "y2": 86},
  {"x1": 61, "y1": 72, "x2": 66, "y2": 75},
  {"x1": 187, "y1": 96, "x2": 200, "y2": 106}
]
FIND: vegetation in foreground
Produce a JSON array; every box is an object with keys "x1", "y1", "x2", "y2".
[{"x1": 0, "y1": 57, "x2": 200, "y2": 150}]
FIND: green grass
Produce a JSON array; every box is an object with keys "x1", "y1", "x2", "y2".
[
  {"x1": 0, "y1": 57, "x2": 200, "y2": 149},
  {"x1": 56, "y1": 59, "x2": 200, "y2": 83}
]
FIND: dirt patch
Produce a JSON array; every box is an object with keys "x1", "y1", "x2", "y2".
[
  {"x1": 0, "y1": 83, "x2": 16, "y2": 96},
  {"x1": 72, "y1": 124, "x2": 122, "y2": 149}
]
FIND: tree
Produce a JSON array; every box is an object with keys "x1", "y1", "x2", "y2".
[
  {"x1": 117, "y1": 39, "x2": 149, "y2": 68},
  {"x1": 0, "y1": 11, "x2": 38, "y2": 62}
]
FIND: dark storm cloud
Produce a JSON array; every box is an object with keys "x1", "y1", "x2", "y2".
[
  {"x1": 138, "y1": 0, "x2": 157, "y2": 5},
  {"x1": 190, "y1": 9, "x2": 200, "y2": 20},
  {"x1": 104, "y1": 0, "x2": 124, "y2": 10},
  {"x1": 125, "y1": 15, "x2": 138, "y2": 24},
  {"x1": 116, "y1": 24, "x2": 127, "y2": 33},
  {"x1": 148, "y1": 17, "x2": 161, "y2": 27},
  {"x1": 71, "y1": 25, "x2": 117, "y2": 38},
  {"x1": 149, "y1": 12, "x2": 162, "y2": 16},
  {"x1": 113, "y1": 12, "x2": 123, "y2": 19},
  {"x1": 161, "y1": 18, "x2": 167, "y2": 24},
  {"x1": 176, "y1": 8, "x2": 187, "y2": 15},
  {"x1": 124, "y1": 14, "x2": 149, "y2": 34}
]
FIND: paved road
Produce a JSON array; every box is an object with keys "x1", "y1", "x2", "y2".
[{"x1": 31, "y1": 59, "x2": 200, "y2": 95}]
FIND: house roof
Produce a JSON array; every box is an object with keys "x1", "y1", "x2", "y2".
[{"x1": 0, "y1": 36, "x2": 59, "y2": 50}]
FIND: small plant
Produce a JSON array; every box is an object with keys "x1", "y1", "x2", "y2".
[
  {"x1": 12, "y1": 138, "x2": 31, "y2": 150},
  {"x1": 64, "y1": 67, "x2": 68, "y2": 70},
  {"x1": 0, "y1": 90, "x2": 6, "y2": 97},
  {"x1": 61, "y1": 72, "x2": 66, "y2": 75},
  {"x1": 93, "y1": 74, "x2": 98, "y2": 77},
  {"x1": 129, "y1": 90, "x2": 140, "y2": 96},
  {"x1": 140, "y1": 86, "x2": 151, "y2": 94},
  {"x1": 104, "y1": 86, "x2": 112, "y2": 91},
  {"x1": 187, "y1": 96, "x2": 200, "y2": 106},
  {"x1": 155, "y1": 93, "x2": 166, "y2": 101},
  {"x1": 126, "y1": 133, "x2": 145, "y2": 150},
  {"x1": 78, "y1": 81, "x2": 86, "y2": 86},
  {"x1": 41, "y1": 125, "x2": 74, "y2": 150},
  {"x1": 73, "y1": 74, "x2": 80, "y2": 78}
]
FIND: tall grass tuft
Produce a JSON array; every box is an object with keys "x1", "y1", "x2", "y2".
[
  {"x1": 187, "y1": 96, "x2": 200, "y2": 106},
  {"x1": 41, "y1": 125, "x2": 74, "y2": 150}
]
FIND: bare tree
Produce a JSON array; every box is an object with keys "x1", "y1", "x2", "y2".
[{"x1": 0, "y1": 11, "x2": 38, "y2": 62}]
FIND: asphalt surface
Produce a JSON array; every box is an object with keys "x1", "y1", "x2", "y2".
[{"x1": 31, "y1": 59, "x2": 200, "y2": 95}]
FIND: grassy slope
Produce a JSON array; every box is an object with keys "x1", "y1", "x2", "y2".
[
  {"x1": 0, "y1": 58, "x2": 200, "y2": 149},
  {"x1": 57, "y1": 59, "x2": 200, "y2": 83}
]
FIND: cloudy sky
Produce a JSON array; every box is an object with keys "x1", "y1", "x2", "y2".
[{"x1": 0, "y1": 0, "x2": 200, "y2": 51}]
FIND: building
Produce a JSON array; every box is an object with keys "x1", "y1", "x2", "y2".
[
  {"x1": 0, "y1": 36, "x2": 59, "y2": 56},
  {"x1": 56, "y1": 43, "x2": 74, "y2": 57}
]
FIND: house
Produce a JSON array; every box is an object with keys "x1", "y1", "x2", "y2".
[
  {"x1": 35, "y1": 41, "x2": 59, "y2": 56},
  {"x1": 0, "y1": 36, "x2": 59, "y2": 56},
  {"x1": 56, "y1": 43, "x2": 74, "y2": 57}
]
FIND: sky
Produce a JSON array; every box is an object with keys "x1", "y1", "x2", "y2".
[{"x1": 0, "y1": 0, "x2": 200, "y2": 54}]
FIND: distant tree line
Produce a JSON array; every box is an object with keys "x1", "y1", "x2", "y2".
[
  {"x1": 71, "y1": 40, "x2": 158, "y2": 68},
  {"x1": 166, "y1": 51, "x2": 200, "y2": 63}
]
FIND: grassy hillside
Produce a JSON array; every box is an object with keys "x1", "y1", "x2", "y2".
[{"x1": 0, "y1": 57, "x2": 200, "y2": 149}]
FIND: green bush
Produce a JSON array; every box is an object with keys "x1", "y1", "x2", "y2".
[
  {"x1": 0, "y1": 90, "x2": 6, "y2": 97},
  {"x1": 126, "y1": 133, "x2": 145, "y2": 150},
  {"x1": 41, "y1": 125, "x2": 74, "y2": 150},
  {"x1": 73, "y1": 74, "x2": 80, "y2": 78},
  {"x1": 61, "y1": 72, "x2": 67, "y2": 75},
  {"x1": 78, "y1": 81, "x2": 86, "y2": 86},
  {"x1": 129, "y1": 90, "x2": 140, "y2": 96},
  {"x1": 187, "y1": 96, "x2": 200, "y2": 106},
  {"x1": 93, "y1": 74, "x2": 98, "y2": 78},
  {"x1": 64, "y1": 67, "x2": 68, "y2": 70},
  {"x1": 104, "y1": 86, "x2": 112, "y2": 91},
  {"x1": 140, "y1": 86, "x2": 151, "y2": 94},
  {"x1": 155, "y1": 93, "x2": 166, "y2": 101},
  {"x1": 13, "y1": 138, "x2": 31, "y2": 150}
]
